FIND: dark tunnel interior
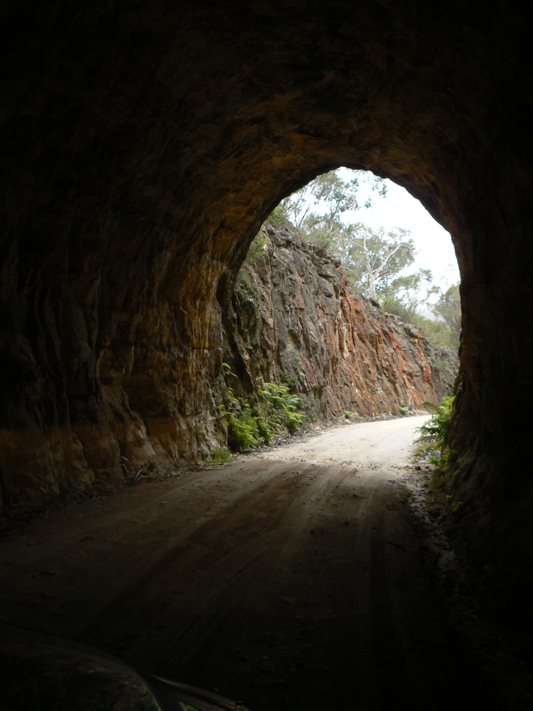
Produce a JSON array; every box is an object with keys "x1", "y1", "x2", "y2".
[{"x1": 1, "y1": 0, "x2": 533, "y2": 674}]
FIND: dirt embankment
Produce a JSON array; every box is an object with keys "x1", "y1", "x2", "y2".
[{"x1": 0, "y1": 417, "x2": 531, "y2": 711}]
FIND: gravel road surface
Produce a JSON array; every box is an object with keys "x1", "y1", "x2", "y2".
[{"x1": 0, "y1": 416, "x2": 514, "y2": 710}]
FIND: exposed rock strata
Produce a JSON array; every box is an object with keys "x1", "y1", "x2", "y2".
[{"x1": 223, "y1": 222, "x2": 455, "y2": 420}]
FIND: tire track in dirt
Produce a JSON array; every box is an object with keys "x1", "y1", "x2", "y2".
[
  {"x1": 147, "y1": 462, "x2": 363, "y2": 680},
  {"x1": 78, "y1": 460, "x2": 362, "y2": 676},
  {"x1": 76, "y1": 461, "x2": 295, "y2": 650},
  {"x1": 76, "y1": 461, "x2": 345, "y2": 656},
  {"x1": 149, "y1": 462, "x2": 385, "y2": 706}
]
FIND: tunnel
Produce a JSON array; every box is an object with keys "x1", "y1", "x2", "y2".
[{"x1": 1, "y1": 0, "x2": 532, "y2": 628}]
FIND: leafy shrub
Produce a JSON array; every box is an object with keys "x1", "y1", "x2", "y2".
[
  {"x1": 416, "y1": 395, "x2": 454, "y2": 461},
  {"x1": 205, "y1": 447, "x2": 234, "y2": 465},
  {"x1": 267, "y1": 203, "x2": 289, "y2": 226},
  {"x1": 246, "y1": 228, "x2": 269, "y2": 264},
  {"x1": 416, "y1": 396, "x2": 460, "y2": 503},
  {"x1": 219, "y1": 363, "x2": 305, "y2": 451},
  {"x1": 446, "y1": 495, "x2": 463, "y2": 512},
  {"x1": 258, "y1": 382, "x2": 306, "y2": 432},
  {"x1": 226, "y1": 408, "x2": 260, "y2": 450},
  {"x1": 280, "y1": 367, "x2": 300, "y2": 392},
  {"x1": 237, "y1": 268, "x2": 253, "y2": 289}
]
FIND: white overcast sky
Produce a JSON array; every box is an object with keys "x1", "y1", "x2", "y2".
[{"x1": 339, "y1": 169, "x2": 460, "y2": 292}]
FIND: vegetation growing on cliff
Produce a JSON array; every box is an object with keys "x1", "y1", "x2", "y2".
[
  {"x1": 415, "y1": 396, "x2": 461, "y2": 509},
  {"x1": 224, "y1": 196, "x2": 457, "y2": 458},
  {"x1": 416, "y1": 395, "x2": 455, "y2": 464},
  {"x1": 219, "y1": 363, "x2": 305, "y2": 451},
  {"x1": 268, "y1": 169, "x2": 461, "y2": 351},
  {"x1": 415, "y1": 395, "x2": 464, "y2": 512}
]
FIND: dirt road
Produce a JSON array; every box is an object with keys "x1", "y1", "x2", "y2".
[{"x1": 0, "y1": 417, "x2": 502, "y2": 709}]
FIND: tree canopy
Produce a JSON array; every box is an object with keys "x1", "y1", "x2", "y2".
[
  {"x1": 280, "y1": 170, "x2": 386, "y2": 229},
  {"x1": 430, "y1": 284, "x2": 461, "y2": 349}
]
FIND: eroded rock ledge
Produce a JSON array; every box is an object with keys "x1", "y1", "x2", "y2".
[{"x1": 223, "y1": 221, "x2": 455, "y2": 422}]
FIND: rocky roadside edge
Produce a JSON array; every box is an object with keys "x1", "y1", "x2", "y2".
[{"x1": 402, "y1": 463, "x2": 533, "y2": 710}]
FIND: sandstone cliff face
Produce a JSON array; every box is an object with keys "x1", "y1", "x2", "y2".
[{"x1": 223, "y1": 222, "x2": 455, "y2": 421}]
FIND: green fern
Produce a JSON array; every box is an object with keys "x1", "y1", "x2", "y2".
[
  {"x1": 258, "y1": 382, "x2": 305, "y2": 432},
  {"x1": 205, "y1": 447, "x2": 234, "y2": 465},
  {"x1": 219, "y1": 363, "x2": 306, "y2": 451},
  {"x1": 416, "y1": 395, "x2": 455, "y2": 470}
]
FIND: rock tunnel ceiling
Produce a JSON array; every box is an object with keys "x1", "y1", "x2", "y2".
[{"x1": 1, "y1": 1, "x2": 533, "y2": 613}]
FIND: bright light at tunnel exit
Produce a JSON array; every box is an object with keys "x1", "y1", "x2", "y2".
[{"x1": 338, "y1": 168, "x2": 460, "y2": 297}]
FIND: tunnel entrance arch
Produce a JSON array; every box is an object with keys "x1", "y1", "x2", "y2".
[
  {"x1": 216, "y1": 167, "x2": 461, "y2": 452},
  {"x1": 1, "y1": 0, "x2": 532, "y2": 626}
]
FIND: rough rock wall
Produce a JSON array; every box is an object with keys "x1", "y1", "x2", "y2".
[
  {"x1": 1, "y1": 1, "x2": 533, "y2": 621},
  {"x1": 223, "y1": 222, "x2": 455, "y2": 418}
]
